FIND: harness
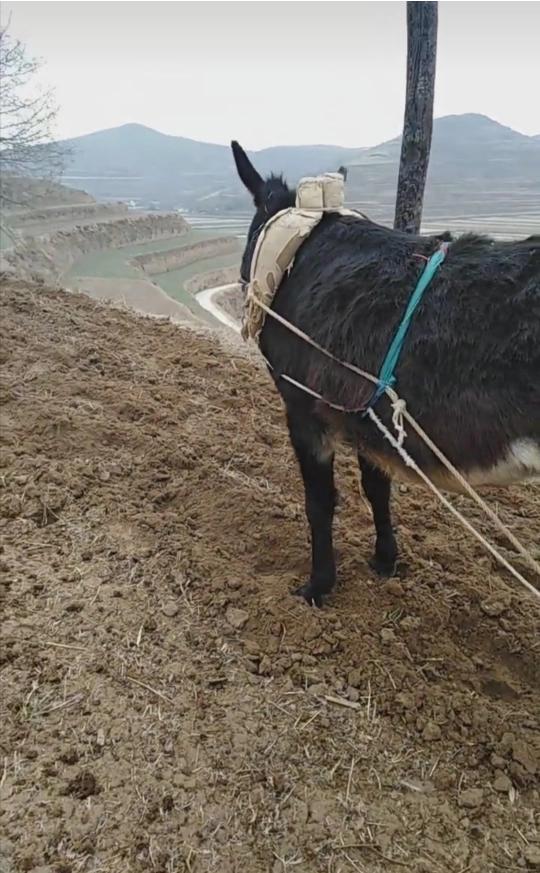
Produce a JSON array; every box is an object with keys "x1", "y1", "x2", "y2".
[
  {"x1": 363, "y1": 241, "x2": 449, "y2": 413},
  {"x1": 242, "y1": 173, "x2": 360, "y2": 341},
  {"x1": 242, "y1": 172, "x2": 449, "y2": 413}
]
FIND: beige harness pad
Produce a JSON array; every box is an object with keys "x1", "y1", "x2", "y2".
[{"x1": 242, "y1": 173, "x2": 362, "y2": 340}]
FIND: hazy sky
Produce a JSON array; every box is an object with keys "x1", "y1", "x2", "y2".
[{"x1": 3, "y1": 1, "x2": 540, "y2": 149}]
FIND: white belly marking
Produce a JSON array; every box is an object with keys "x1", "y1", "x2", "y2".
[{"x1": 466, "y1": 439, "x2": 540, "y2": 487}]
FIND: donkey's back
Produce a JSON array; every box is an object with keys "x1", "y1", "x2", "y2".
[{"x1": 262, "y1": 218, "x2": 540, "y2": 491}]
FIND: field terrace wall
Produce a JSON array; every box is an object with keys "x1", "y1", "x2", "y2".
[
  {"x1": 213, "y1": 285, "x2": 244, "y2": 323},
  {"x1": 0, "y1": 214, "x2": 190, "y2": 283},
  {"x1": 4, "y1": 202, "x2": 130, "y2": 230},
  {"x1": 132, "y1": 236, "x2": 240, "y2": 276},
  {"x1": 185, "y1": 264, "x2": 240, "y2": 294}
]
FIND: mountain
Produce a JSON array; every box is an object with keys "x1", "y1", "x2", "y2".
[
  {"x1": 345, "y1": 113, "x2": 540, "y2": 220},
  {"x1": 61, "y1": 123, "x2": 229, "y2": 177},
  {"x1": 60, "y1": 123, "x2": 357, "y2": 209},
  {"x1": 59, "y1": 114, "x2": 540, "y2": 219}
]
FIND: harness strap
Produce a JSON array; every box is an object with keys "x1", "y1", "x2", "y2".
[{"x1": 364, "y1": 241, "x2": 449, "y2": 413}]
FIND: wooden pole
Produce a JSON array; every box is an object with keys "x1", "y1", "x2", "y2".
[{"x1": 394, "y1": 1, "x2": 438, "y2": 233}]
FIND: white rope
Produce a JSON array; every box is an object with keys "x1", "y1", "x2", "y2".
[
  {"x1": 248, "y1": 299, "x2": 540, "y2": 601},
  {"x1": 391, "y1": 398, "x2": 407, "y2": 448},
  {"x1": 398, "y1": 403, "x2": 540, "y2": 578},
  {"x1": 365, "y1": 407, "x2": 539, "y2": 600}
]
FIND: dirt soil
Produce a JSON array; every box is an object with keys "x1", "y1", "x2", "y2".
[{"x1": 1, "y1": 279, "x2": 539, "y2": 873}]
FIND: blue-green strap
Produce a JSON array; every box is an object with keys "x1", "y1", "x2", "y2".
[{"x1": 365, "y1": 242, "x2": 449, "y2": 411}]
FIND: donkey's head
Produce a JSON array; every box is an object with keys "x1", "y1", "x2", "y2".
[{"x1": 231, "y1": 140, "x2": 295, "y2": 284}]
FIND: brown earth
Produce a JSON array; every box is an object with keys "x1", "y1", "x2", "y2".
[{"x1": 1, "y1": 279, "x2": 539, "y2": 873}]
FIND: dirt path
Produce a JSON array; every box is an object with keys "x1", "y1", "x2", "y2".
[
  {"x1": 195, "y1": 283, "x2": 241, "y2": 332},
  {"x1": 1, "y1": 279, "x2": 539, "y2": 873}
]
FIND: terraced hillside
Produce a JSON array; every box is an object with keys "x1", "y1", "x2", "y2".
[
  {"x1": 65, "y1": 229, "x2": 242, "y2": 326},
  {"x1": 0, "y1": 178, "x2": 242, "y2": 329}
]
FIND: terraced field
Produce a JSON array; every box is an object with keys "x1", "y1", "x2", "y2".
[
  {"x1": 156, "y1": 252, "x2": 240, "y2": 297},
  {"x1": 65, "y1": 229, "x2": 242, "y2": 325},
  {"x1": 64, "y1": 229, "x2": 226, "y2": 281},
  {"x1": 186, "y1": 210, "x2": 540, "y2": 241}
]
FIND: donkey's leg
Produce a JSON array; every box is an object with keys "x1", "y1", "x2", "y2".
[
  {"x1": 286, "y1": 406, "x2": 337, "y2": 606},
  {"x1": 357, "y1": 453, "x2": 397, "y2": 576}
]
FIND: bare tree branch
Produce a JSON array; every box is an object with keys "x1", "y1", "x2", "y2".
[{"x1": 0, "y1": 24, "x2": 70, "y2": 207}]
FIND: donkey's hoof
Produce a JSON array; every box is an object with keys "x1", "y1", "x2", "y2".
[
  {"x1": 293, "y1": 583, "x2": 324, "y2": 608},
  {"x1": 369, "y1": 556, "x2": 397, "y2": 578}
]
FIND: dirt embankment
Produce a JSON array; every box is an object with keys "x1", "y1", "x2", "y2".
[
  {"x1": 1, "y1": 278, "x2": 539, "y2": 873},
  {"x1": 0, "y1": 214, "x2": 190, "y2": 283},
  {"x1": 0, "y1": 176, "x2": 95, "y2": 210},
  {"x1": 5, "y1": 202, "x2": 129, "y2": 230},
  {"x1": 214, "y1": 283, "x2": 245, "y2": 323},
  {"x1": 185, "y1": 264, "x2": 240, "y2": 294},
  {"x1": 132, "y1": 236, "x2": 240, "y2": 275}
]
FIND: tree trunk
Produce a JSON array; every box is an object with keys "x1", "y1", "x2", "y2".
[{"x1": 394, "y1": 1, "x2": 438, "y2": 233}]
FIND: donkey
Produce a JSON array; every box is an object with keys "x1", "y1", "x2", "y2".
[{"x1": 231, "y1": 140, "x2": 540, "y2": 606}]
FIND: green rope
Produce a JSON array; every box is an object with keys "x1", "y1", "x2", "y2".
[{"x1": 366, "y1": 241, "x2": 449, "y2": 411}]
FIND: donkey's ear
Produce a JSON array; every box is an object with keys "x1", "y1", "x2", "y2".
[{"x1": 231, "y1": 140, "x2": 263, "y2": 202}]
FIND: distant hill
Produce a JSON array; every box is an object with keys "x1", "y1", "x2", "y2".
[
  {"x1": 345, "y1": 113, "x2": 540, "y2": 220},
  {"x1": 59, "y1": 123, "x2": 357, "y2": 211},
  {"x1": 59, "y1": 114, "x2": 540, "y2": 219}
]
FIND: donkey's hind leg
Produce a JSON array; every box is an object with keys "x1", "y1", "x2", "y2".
[
  {"x1": 285, "y1": 402, "x2": 337, "y2": 606},
  {"x1": 357, "y1": 453, "x2": 397, "y2": 576}
]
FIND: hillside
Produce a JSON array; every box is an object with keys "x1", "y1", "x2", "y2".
[
  {"x1": 0, "y1": 177, "x2": 131, "y2": 251},
  {"x1": 346, "y1": 113, "x2": 540, "y2": 221},
  {"x1": 1, "y1": 278, "x2": 539, "y2": 871},
  {"x1": 58, "y1": 114, "x2": 540, "y2": 217},
  {"x1": 0, "y1": 173, "x2": 243, "y2": 329},
  {"x1": 1, "y1": 213, "x2": 191, "y2": 283},
  {"x1": 1, "y1": 175, "x2": 95, "y2": 211}
]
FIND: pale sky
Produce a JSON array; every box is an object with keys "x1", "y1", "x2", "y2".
[{"x1": 3, "y1": 1, "x2": 540, "y2": 149}]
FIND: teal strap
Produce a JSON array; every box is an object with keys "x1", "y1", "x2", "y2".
[{"x1": 366, "y1": 242, "x2": 449, "y2": 410}]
